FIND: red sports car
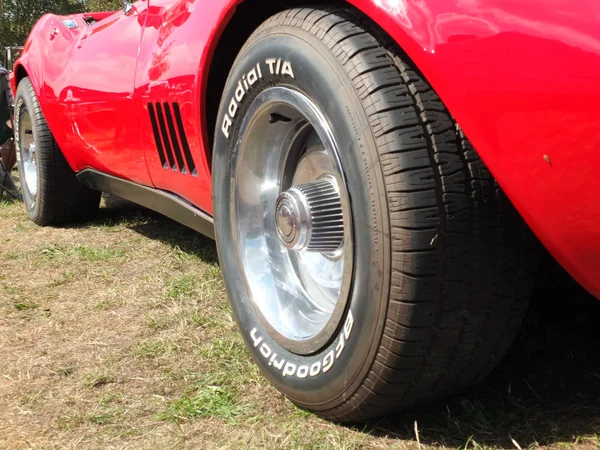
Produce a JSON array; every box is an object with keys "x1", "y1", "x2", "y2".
[{"x1": 10, "y1": 0, "x2": 600, "y2": 421}]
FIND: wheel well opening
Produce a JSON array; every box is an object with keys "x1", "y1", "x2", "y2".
[
  {"x1": 15, "y1": 65, "x2": 28, "y2": 87},
  {"x1": 204, "y1": 0, "x2": 344, "y2": 167}
]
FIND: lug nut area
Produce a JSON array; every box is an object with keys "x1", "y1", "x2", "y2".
[{"x1": 275, "y1": 178, "x2": 344, "y2": 253}]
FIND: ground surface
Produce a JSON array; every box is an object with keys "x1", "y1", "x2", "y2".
[{"x1": 1, "y1": 192, "x2": 600, "y2": 450}]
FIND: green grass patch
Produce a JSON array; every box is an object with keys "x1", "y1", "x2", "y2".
[
  {"x1": 88, "y1": 411, "x2": 120, "y2": 425},
  {"x1": 41, "y1": 243, "x2": 126, "y2": 261},
  {"x1": 196, "y1": 336, "x2": 263, "y2": 386},
  {"x1": 14, "y1": 302, "x2": 39, "y2": 311},
  {"x1": 84, "y1": 371, "x2": 116, "y2": 388},
  {"x1": 70, "y1": 244, "x2": 126, "y2": 261},
  {"x1": 164, "y1": 274, "x2": 197, "y2": 300},
  {"x1": 170, "y1": 241, "x2": 219, "y2": 265},
  {"x1": 56, "y1": 414, "x2": 86, "y2": 430},
  {"x1": 160, "y1": 386, "x2": 245, "y2": 422},
  {"x1": 2, "y1": 251, "x2": 24, "y2": 260},
  {"x1": 91, "y1": 210, "x2": 150, "y2": 230},
  {"x1": 284, "y1": 426, "x2": 366, "y2": 450},
  {"x1": 41, "y1": 244, "x2": 67, "y2": 259},
  {"x1": 49, "y1": 271, "x2": 76, "y2": 287},
  {"x1": 100, "y1": 393, "x2": 126, "y2": 407},
  {"x1": 4, "y1": 285, "x2": 18, "y2": 295},
  {"x1": 188, "y1": 310, "x2": 222, "y2": 328},
  {"x1": 145, "y1": 313, "x2": 172, "y2": 330},
  {"x1": 58, "y1": 365, "x2": 77, "y2": 378},
  {"x1": 198, "y1": 336, "x2": 246, "y2": 360},
  {"x1": 134, "y1": 339, "x2": 176, "y2": 359}
]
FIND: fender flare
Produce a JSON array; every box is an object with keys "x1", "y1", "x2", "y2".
[
  {"x1": 13, "y1": 56, "x2": 42, "y2": 99},
  {"x1": 205, "y1": 0, "x2": 600, "y2": 298},
  {"x1": 11, "y1": 14, "x2": 54, "y2": 111}
]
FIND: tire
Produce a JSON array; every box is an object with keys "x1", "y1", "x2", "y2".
[
  {"x1": 212, "y1": 7, "x2": 537, "y2": 421},
  {"x1": 15, "y1": 77, "x2": 100, "y2": 225}
]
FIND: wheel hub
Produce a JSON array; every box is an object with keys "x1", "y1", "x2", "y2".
[
  {"x1": 231, "y1": 86, "x2": 353, "y2": 354},
  {"x1": 275, "y1": 178, "x2": 344, "y2": 252}
]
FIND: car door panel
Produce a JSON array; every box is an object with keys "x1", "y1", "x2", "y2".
[
  {"x1": 47, "y1": 2, "x2": 152, "y2": 185},
  {"x1": 135, "y1": 0, "x2": 213, "y2": 213}
]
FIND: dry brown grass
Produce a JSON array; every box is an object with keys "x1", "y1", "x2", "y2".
[{"x1": 1, "y1": 194, "x2": 600, "y2": 450}]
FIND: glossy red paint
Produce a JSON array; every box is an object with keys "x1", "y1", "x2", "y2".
[
  {"x1": 13, "y1": 0, "x2": 600, "y2": 297},
  {"x1": 133, "y1": 0, "x2": 221, "y2": 213},
  {"x1": 345, "y1": 0, "x2": 600, "y2": 299},
  {"x1": 16, "y1": 7, "x2": 152, "y2": 185}
]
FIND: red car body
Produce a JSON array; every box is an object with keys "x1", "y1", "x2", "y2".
[{"x1": 12, "y1": 0, "x2": 600, "y2": 298}]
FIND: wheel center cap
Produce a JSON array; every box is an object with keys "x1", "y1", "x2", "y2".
[
  {"x1": 275, "y1": 200, "x2": 297, "y2": 242},
  {"x1": 274, "y1": 178, "x2": 344, "y2": 252}
]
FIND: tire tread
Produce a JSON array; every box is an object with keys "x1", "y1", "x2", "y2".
[
  {"x1": 17, "y1": 78, "x2": 100, "y2": 226},
  {"x1": 246, "y1": 7, "x2": 536, "y2": 421}
]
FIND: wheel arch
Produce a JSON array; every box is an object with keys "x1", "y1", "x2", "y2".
[
  {"x1": 14, "y1": 64, "x2": 29, "y2": 90},
  {"x1": 203, "y1": 0, "x2": 486, "y2": 167},
  {"x1": 11, "y1": 13, "x2": 57, "y2": 108},
  {"x1": 203, "y1": 0, "x2": 344, "y2": 158},
  {"x1": 204, "y1": 0, "x2": 600, "y2": 300},
  {"x1": 13, "y1": 58, "x2": 41, "y2": 103},
  {"x1": 203, "y1": 0, "x2": 433, "y2": 155},
  {"x1": 187, "y1": 0, "x2": 600, "y2": 301}
]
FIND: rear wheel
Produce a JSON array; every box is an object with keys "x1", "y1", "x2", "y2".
[
  {"x1": 15, "y1": 78, "x2": 100, "y2": 225},
  {"x1": 212, "y1": 7, "x2": 537, "y2": 421}
]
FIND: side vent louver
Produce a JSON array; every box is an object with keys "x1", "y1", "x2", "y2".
[{"x1": 148, "y1": 102, "x2": 197, "y2": 176}]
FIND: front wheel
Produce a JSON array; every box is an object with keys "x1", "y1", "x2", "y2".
[
  {"x1": 15, "y1": 77, "x2": 100, "y2": 226},
  {"x1": 212, "y1": 7, "x2": 537, "y2": 422}
]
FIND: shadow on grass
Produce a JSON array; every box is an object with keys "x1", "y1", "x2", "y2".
[
  {"x1": 367, "y1": 256, "x2": 600, "y2": 448},
  {"x1": 88, "y1": 195, "x2": 218, "y2": 264},
  {"x1": 95, "y1": 199, "x2": 600, "y2": 447},
  {"x1": 132, "y1": 216, "x2": 218, "y2": 264},
  {"x1": 0, "y1": 194, "x2": 18, "y2": 205}
]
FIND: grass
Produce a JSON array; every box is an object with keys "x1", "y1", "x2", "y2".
[
  {"x1": 1, "y1": 194, "x2": 600, "y2": 449},
  {"x1": 13, "y1": 301, "x2": 38, "y2": 310},
  {"x1": 160, "y1": 385, "x2": 246, "y2": 422},
  {"x1": 164, "y1": 274, "x2": 197, "y2": 300},
  {"x1": 40, "y1": 243, "x2": 127, "y2": 261},
  {"x1": 84, "y1": 371, "x2": 116, "y2": 388}
]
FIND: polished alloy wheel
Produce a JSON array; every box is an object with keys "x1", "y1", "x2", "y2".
[
  {"x1": 231, "y1": 87, "x2": 353, "y2": 355},
  {"x1": 18, "y1": 107, "x2": 38, "y2": 206},
  {"x1": 213, "y1": 7, "x2": 538, "y2": 421}
]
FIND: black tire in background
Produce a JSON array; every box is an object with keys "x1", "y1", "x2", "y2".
[
  {"x1": 15, "y1": 77, "x2": 100, "y2": 226},
  {"x1": 212, "y1": 7, "x2": 537, "y2": 421}
]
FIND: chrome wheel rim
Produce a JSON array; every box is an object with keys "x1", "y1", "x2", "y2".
[
  {"x1": 19, "y1": 108, "x2": 38, "y2": 205},
  {"x1": 232, "y1": 87, "x2": 353, "y2": 355}
]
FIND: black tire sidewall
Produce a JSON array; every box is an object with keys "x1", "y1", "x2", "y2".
[
  {"x1": 213, "y1": 28, "x2": 390, "y2": 410},
  {"x1": 15, "y1": 79, "x2": 41, "y2": 221}
]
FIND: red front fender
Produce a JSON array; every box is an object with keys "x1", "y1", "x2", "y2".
[{"x1": 338, "y1": 0, "x2": 600, "y2": 298}]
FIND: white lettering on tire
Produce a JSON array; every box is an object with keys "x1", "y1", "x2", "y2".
[
  {"x1": 221, "y1": 59, "x2": 295, "y2": 139},
  {"x1": 249, "y1": 310, "x2": 354, "y2": 379},
  {"x1": 260, "y1": 342, "x2": 272, "y2": 358},
  {"x1": 250, "y1": 327, "x2": 263, "y2": 347},
  {"x1": 283, "y1": 362, "x2": 297, "y2": 377}
]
